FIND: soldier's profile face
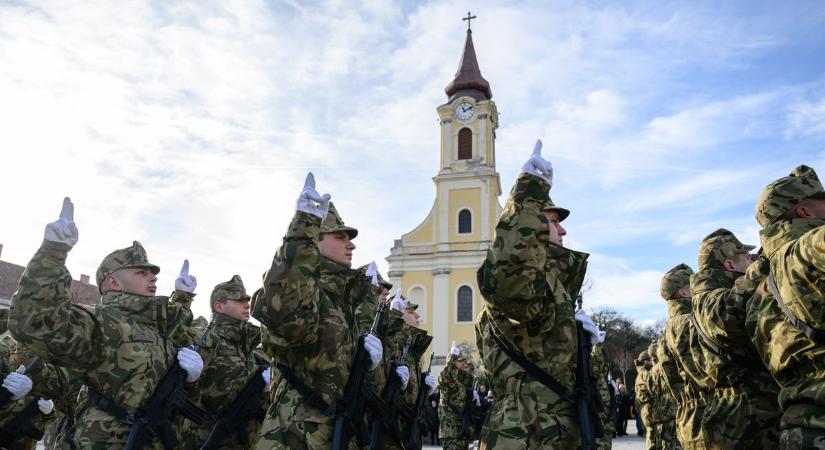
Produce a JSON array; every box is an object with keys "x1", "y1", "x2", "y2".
[
  {"x1": 216, "y1": 298, "x2": 250, "y2": 322},
  {"x1": 319, "y1": 231, "x2": 356, "y2": 267},
  {"x1": 727, "y1": 252, "x2": 752, "y2": 274},
  {"x1": 456, "y1": 359, "x2": 470, "y2": 372},
  {"x1": 403, "y1": 308, "x2": 420, "y2": 328},
  {"x1": 110, "y1": 267, "x2": 157, "y2": 296},
  {"x1": 542, "y1": 211, "x2": 566, "y2": 246}
]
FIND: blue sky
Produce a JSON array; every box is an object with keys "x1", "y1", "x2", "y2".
[{"x1": 1, "y1": 1, "x2": 824, "y2": 323}]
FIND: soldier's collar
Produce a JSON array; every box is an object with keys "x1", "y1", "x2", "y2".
[{"x1": 760, "y1": 217, "x2": 825, "y2": 257}]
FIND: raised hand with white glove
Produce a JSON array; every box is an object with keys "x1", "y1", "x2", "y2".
[
  {"x1": 174, "y1": 259, "x2": 197, "y2": 293},
  {"x1": 424, "y1": 374, "x2": 437, "y2": 394},
  {"x1": 389, "y1": 289, "x2": 407, "y2": 312},
  {"x1": 262, "y1": 367, "x2": 272, "y2": 392},
  {"x1": 395, "y1": 365, "x2": 410, "y2": 390},
  {"x1": 44, "y1": 197, "x2": 79, "y2": 247},
  {"x1": 364, "y1": 334, "x2": 383, "y2": 371},
  {"x1": 2, "y1": 371, "x2": 33, "y2": 400},
  {"x1": 450, "y1": 341, "x2": 460, "y2": 357},
  {"x1": 473, "y1": 390, "x2": 481, "y2": 406},
  {"x1": 296, "y1": 172, "x2": 331, "y2": 220},
  {"x1": 520, "y1": 139, "x2": 554, "y2": 186},
  {"x1": 38, "y1": 398, "x2": 54, "y2": 415},
  {"x1": 177, "y1": 347, "x2": 204, "y2": 383},
  {"x1": 575, "y1": 310, "x2": 604, "y2": 346}
]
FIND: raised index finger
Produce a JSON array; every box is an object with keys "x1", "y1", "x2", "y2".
[
  {"x1": 304, "y1": 172, "x2": 316, "y2": 190},
  {"x1": 59, "y1": 197, "x2": 74, "y2": 221},
  {"x1": 532, "y1": 139, "x2": 543, "y2": 157},
  {"x1": 181, "y1": 259, "x2": 190, "y2": 276}
]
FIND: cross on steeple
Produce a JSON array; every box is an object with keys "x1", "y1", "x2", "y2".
[{"x1": 462, "y1": 11, "x2": 476, "y2": 31}]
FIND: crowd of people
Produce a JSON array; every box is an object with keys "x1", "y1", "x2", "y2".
[{"x1": 1, "y1": 140, "x2": 824, "y2": 450}]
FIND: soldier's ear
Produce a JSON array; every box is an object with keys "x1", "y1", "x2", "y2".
[{"x1": 722, "y1": 260, "x2": 736, "y2": 271}]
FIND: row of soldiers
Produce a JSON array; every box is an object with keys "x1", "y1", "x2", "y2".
[
  {"x1": 630, "y1": 164, "x2": 825, "y2": 450},
  {"x1": 0, "y1": 169, "x2": 447, "y2": 449}
]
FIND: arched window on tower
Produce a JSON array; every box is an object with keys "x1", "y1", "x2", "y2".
[
  {"x1": 457, "y1": 285, "x2": 473, "y2": 322},
  {"x1": 458, "y1": 128, "x2": 472, "y2": 160},
  {"x1": 458, "y1": 209, "x2": 472, "y2": 234}
]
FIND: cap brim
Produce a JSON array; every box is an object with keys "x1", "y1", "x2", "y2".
[
  {"x1": 406, "y1": 303, "x2": 419, "y2": 310},
  {"x1": 543, "y1": 206, "x2": 570, "y2": 222},
  {"x1": 321, "y1": 226, "x2": 358, "y2": 239},
  {"x1": 809, "y1": 191, "x2": 825, "y2": 199},
  {"x1": 741, "y1": 245, "x2": 756, "y2": 253},
  {"x1": 124, "y1": 263, "x2": 160, "y2": 275}
]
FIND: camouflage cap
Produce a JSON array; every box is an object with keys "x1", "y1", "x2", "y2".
[
  {"x1": 405, "y1": 301, "x2": 419, "y2": 311},
  {"x1": 543, "y1": 195, "x2": 570, "y2": 222},
  {"x1": 320, "y1": 202, "x2": 358, "y2": 239},
  {"x1": 697, "y1": 228, "x2": 755, "y2": 270},
  {"x1": 638, "y1": 350, "x2": 650, "y2": 361},
  {"x1": 660, "y1": 263, "x2": 694, "y2": 300},
  {"x1": 95, "y1": 241, "x2": 160, "y2": 293},
  {"x1": 211, "y1": 275, "x2": 250, "y2": 304},
  {"x1": 755, "y1": 165, "x2": 825, "y2": 227},
  {"x1": 376, "y1": 272, "x2": 392, "y2": 290}
]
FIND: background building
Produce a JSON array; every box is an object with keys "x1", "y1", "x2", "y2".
[
  {"x1": 0, "y1": 243, "x2": 98, "y2": 307},
  {"x1": 387, "y1": 25, "x2": 502, "y2": 373}
]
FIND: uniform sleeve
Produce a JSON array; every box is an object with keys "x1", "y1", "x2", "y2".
[
  {"x1": 659, "y1": 338, "x2": 684, "y2": 401},
  {"x1": 251, "y1": 211, "x2": 323, "y2": 348},
  {"x1": 795, "y1": 224, "x2": 825, "y2": 272},
  {"x1": 477, "y1": 173, "x2": 553, "y2": 324},
  {"x1": 168, "y1": 290, "x2": 196, "y2": 346},
  {"x1": 16, "y1": 343, "x2": 83, "y2": 415},
  {"x1": 9, "y1": 241, "x2": 105, "y2": 370},
  {"x1": 439, "y1": 363, "x2": 468, "y2": 412}
]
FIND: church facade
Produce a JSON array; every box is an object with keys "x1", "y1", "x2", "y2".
[{"x1": 386, "y1": 25, "x2": 502, "y2": 370}]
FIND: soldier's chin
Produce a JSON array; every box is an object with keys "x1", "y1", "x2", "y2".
[{"x1": 148, "y1": 286, "x2": 157, "y2": 294}]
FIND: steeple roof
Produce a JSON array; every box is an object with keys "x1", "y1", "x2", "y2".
[{"x1": 444, "y1": 29, "x2": 492, "y2": 102}]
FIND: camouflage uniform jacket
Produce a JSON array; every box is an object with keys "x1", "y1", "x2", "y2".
[
  {"x1": 438, "y1": 359, "x2": 472, "y2": 440},
  {"x1": 186, "y1": 313, "x2": 266, "y2": 449},
  {"x1": 251, "y1": 211, "x2": 379, "y2": 425},
  {"x1": 476, "y1": 173, "x2": 588, "y2": 410},
  {"x1": 592, "y1": 343, "x2": 616, "y2": 440},
  {"x1": 634, "y1": 366, "x2": 652, "y2": 427},
  {"x1": 648, "y1": 338, "x2": 676, "y2": 424},
  {"x1": 749, "y1": 223, "x2": 825, "y2": 438},
  {"x1": 8, "y1": 240, "x2": 195, "y2": 447}
]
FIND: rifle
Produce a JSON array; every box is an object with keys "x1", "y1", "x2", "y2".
[
  {"x1": 368, "y1": 335, "x2": 412, "y2": 450},
  {"x1": 459, "y1": 365, "x2": 477, "y2": 439},
  {"x1": 575, "y1": 321, "x2": 604, "y2": 450},
  {"x1": 0, "y1": 398, "x2": 46, "y2": 448},
  {"x1": 331, "y1": 301, "x2": 386, "y2": 450},
  {"x1": 407, "y1": 352, "x2": 434, "y2": 449},
  {"x1": 123, "y1": 321, "x2": 214, "y2": 450},
  {"x1": 0, "y1": 356, "x2": 42, "y2": 405},
  {"x1": 199, "y1": 365, "x2": 267, "y2": 450}
]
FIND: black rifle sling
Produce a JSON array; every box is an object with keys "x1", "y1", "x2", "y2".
[
  {"x1": 489, "y1": 325, "x2": 575, "y2": 403},
  {"x1": 88, "y1": 388, "x2": 135, "y2": 424},
  {"x1": 767, "y1": 274, "x2": 825, "y2": 344},
  {"x1": 275, "y1": 363, "x2": 334, "y2": 417}
]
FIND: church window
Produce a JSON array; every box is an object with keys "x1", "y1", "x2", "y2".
[
  {"x1": 457, "y1": 285, "x2": 473, "y2": 322},
  {"x1": 458, "y1": 209, "x2": 472, "y2": 234},
  {"x1": 458, "y1": 128, "x2": 472, "y2": 160},
  {"x1": 409, "y1": 286, "x2": 427, "y2": 324}
]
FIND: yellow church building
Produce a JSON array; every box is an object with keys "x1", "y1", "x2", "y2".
[{"x1": 386, "y1": 24, "x2": 502, "y2": 372}]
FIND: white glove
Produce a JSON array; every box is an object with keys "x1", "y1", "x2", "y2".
[
  {"x1": 473, "y1": 390, "x2": 481, "y2": 406},
  {"x1": 262, "y1": 367, "x2": 272, "y2": 392},
  {"x1": 177, "y1": 348, "x2": 204, "y2": 383},
  {"x1": 365, "y1": 261, "x2": 379, "y2": 286},
  {"x1": 575, "y1": 310, "x2": 603, "y2": 346},
  {"x1": 364, "y1": 334, "x2": 383, "y2": 371},
  {"x1": 296, "y1": 172, "x2": 331, "y2": 220},
  {"x1": 38, "y1": 398, "x2": 54, "y2": 415},
  {"x1": 424, "y1": 374, "x2": 437, "y2": 394},
  {"x1": 520, "y1": 140, "x2": 553, "y2": 186},
  {"x1": 395, "y1": 365, "x2": 410, "y2": 390},
  {"x1": 44, "y1": 197, "x2": 79, "y2": 247},
  {"x1": 389, "y1": 289, "x2": 407, "y2": 312},
  {"x1": 174, "y1": 259, "x2": 197, "y2": 293},
  {"x1": 450, "y1": 341, "x2": 460, "y2": 357},
  {"x1": 2, "y1": 372, "x2": 33, "y2": 400}
]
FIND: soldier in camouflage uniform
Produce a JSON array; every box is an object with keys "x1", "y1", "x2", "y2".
[
  {"x1": 658, "y1": 263, "x2": 715, "y2": 450},
  {"x1": 439, "y1": 342, "x2": 475, "y2": 450},
  {"x1": 634, "y1": 350, "x2": 653, "y2": 445},
  {"x1": 185, "y1": 275, "x2": 269, "y2": 449},
  {"x1": 751, "y1": 165, "x2": 825, "y2": 449},
  {"x1": 8, "y1": 198, "x2": 203, "y2": 449},
  {"x1": 591, "y1": 341, "x2": 614, "y2": 450},
  {"x1": 251, "y1": 174, "x2": 385, "y2": 450},
  {"x1": 689, "y1": 229, "x2": 781, "y2": 449},
  {"x1": 476, "y1": 141, "x2": 599, "y2": 449},
  {"x1": 648, "y1": 338, "x2": 681, "y2": 450}
]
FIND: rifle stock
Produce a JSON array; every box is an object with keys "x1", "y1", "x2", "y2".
[
  {"x1": 407, "y1": 352, "x2": 435, "y2": 449},
  {"x1": 199, "y1": 365, "x2": 267, "y2": 450},
  {"x1": 368, "y1": 335, "x2": 412, "y2": 450}
]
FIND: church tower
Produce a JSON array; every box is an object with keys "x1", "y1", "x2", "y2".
[{"x1": 387, "y1": 18, "x2": 502, "y2": 371}]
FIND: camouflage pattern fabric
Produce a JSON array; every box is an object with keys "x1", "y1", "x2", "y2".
[
  {"x1": 251, "y1": 211, "x2": 376, "y2": 449},
  {"x1": 591, "y1": 342, "x2": 613, "y2": 450},
  {"x1": 755, "y1": 164, "x2": 825, "y2": 227},
  {"x1": 210, "y1": 274, "x2": 251, "y2": 304},
  {"x1": 476, "y1": 173, "x2": 588, "y2": 450},
  {"x1": 690, "y1": 254, "x2": 781, "y2": 450},
  {"x1": 634, "y1": 361, "x2": 653, "y2": 448},
  {"x1": 696, "y1": 228, "x2": 755, "y2": 269},
  {"x1": 438, "y1": 356, "x2": 472, "y2": 445},
  {"x1": 650, "y1": 340, "x2": 681, "y2": 450},
  {"x1": 184, "y1": 313, "x2": 267, "y2": 450},
  {"x1": 8, "y1": 240, "x2": 195, "y2": 449},
  {"x1": 94, "y1": 240, "x2": 160, "y2": 294}
]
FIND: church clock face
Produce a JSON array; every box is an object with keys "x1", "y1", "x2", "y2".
[{"x1": 454, "y1": 101, "x2": 474, "y2": 121}]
